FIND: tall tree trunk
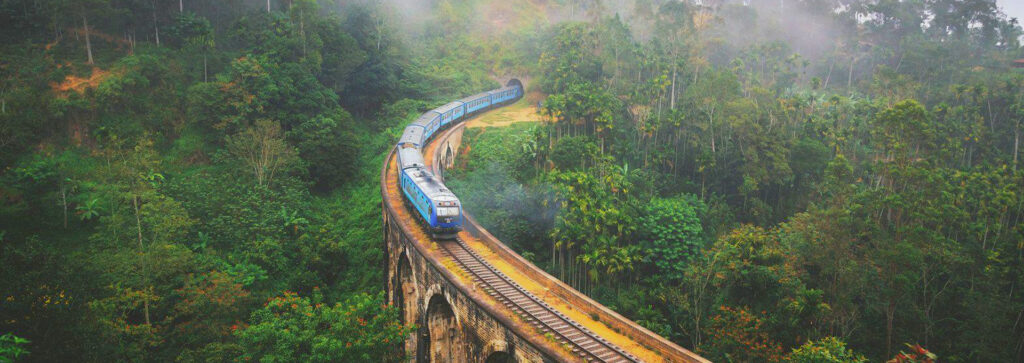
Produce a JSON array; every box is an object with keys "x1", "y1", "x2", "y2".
[
  {"x1": 847, "y1": 56, "x2": 855, "y2": 90},
  {"x1": 203, "y1": 54, "x2": 208, "y2": 82},
  {"x1": 53, "y1": 12, "x2": 59, "y2": 41},
  {"x1": 708, "y1": 112, "x2": 716, "y2": 153},
  {"x1": 133, "y1": 196, "x2": 152, "y2": 327},
  {"x1": 824, "y1": 54, "x2": 835, "y2": 89},
  {"x1": 179, "y1": 0, "x2": 183, "y2": 12},
  {"x1": 670, "y1": 62, "x2": 677, "y2": 110},
  {"x1": 267, "y1": 0, "x2": 271, "y2": 13},
  {"x1": 561, "y1": 246, "x2": 567, "y2": 284},
  {"x1": 82, "y1": 13, "x2": 93, "y2": 64},
  {"x1": 1015, "y1": 124, "x2": 1020, "y2": 172},
  {"x1": 886, "y1": 298, "x2": 895, "y2": 359},
  {"x1": 300, "y1": 8, "x2": 306, "y2": 56},
  {"x1": 375, "y1": 16, "x2": 383, "y2": 51},
  {"x1": 152, "y1": 5, "x2": 160, "y2": 46},
  {"x1": 60, "y1": 184, "x2": 69, "y2": 229},
  {"x1": 551, "y1": 241, "x2": 556, "y2": 279}
]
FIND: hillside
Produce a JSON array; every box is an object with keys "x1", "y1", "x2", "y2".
[{"x1": 2, "y1": 0, "x2": 1024, "y2": 362}]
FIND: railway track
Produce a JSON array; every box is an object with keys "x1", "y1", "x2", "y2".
[{"x1": 439, "y1": 238, "x2": 641, "y2": 363}]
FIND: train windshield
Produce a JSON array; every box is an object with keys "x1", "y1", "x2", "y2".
[{"x1": 437, "y1": 207, "x2": 460, "y2": 217}]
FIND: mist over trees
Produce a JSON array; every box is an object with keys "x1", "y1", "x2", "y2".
[{"x1": 446, "y1": 0, "x2": 1024, "y2": 362}]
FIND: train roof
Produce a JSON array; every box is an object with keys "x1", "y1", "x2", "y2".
[
  {"x1": 460, "y1": 92, "x2": 491, "y2": 103},
  {"x1": 433, "y1": 101, "x2": 465, "y2": 114},
  {"x1": 487, "y1": 88, "x2": 515, "y2": 97},
  {"x1": 413, "y1": 112, "x2": 438, "y2": 125},
  {"x1": 398, "y1": 125, "x2": 425, "y2": 146},
  {"x1": 397, "y1": 147, "x2": 425, "y2": 169},
  {"x1": 405, "y1": 167, "x2": 459, "y2": 201}
]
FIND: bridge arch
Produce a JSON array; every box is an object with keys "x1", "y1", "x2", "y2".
[
  {"x1": 482, "y1": 340, "x2": 514, "y2": 363},
  {"x1": 394, "y1": 250, "x2": 418, "y2": 352},
  {"x1": 422, "y1": 293, "x2": 466, "y2": 362},
  {"x1": 444, "y1": 142, "x2": 455, "y2": 170},
  {"x1": 484, "y1": 351, "x2": 514, "y2": 363},
  {"x1": 383, "y1": 81, "x2": 709, "y2": 363}
]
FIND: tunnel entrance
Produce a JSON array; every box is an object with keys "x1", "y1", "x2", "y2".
[{"x1": 424, "y1": 294, "x2": 466, "y2": 362}]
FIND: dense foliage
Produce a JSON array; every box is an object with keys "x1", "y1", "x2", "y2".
[
  {"x1": 3, "y1": 0, "x2": 1024, "y2": 361},
  {"x1": 445, "y1": 0, "x2": 1024, "y2": 361},
  {"x1": 0, "y1": 0, "x2": 502, "y2": 361},
  {"x1": 236, "y1": 290, "x2": 413, "y2": 362}
]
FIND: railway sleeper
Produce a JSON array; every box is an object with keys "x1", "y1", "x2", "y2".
[
  {"x1": 549, "y1": 323, "x2": 571, "y2": 332},
  {"x1": 447, "y1": 242, "x2": 636, "y2": 362},
  {"x1": 524, "y1": 306, "x2": 547, "y2": 315},
  {"x1": 597, "y1": 350, "x2": 623, "y2": 361},
  {"x1": 564, "y1": 331, "x2": 585, "y2": 339},
  {"x1": 540, "y1": 317, "x2": 561, "y2": 326}
]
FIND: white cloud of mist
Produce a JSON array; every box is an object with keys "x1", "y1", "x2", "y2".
[{"x1": 998, "y1": 0, "x2": 1024, "y2": 22}]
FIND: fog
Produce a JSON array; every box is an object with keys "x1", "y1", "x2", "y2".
[
  {"x1": 998, "y1": 0, "x2": 1024, "y2": 23},
  {"x1": 323, "y1": 0, "x2": 1021, "y2": 82}
]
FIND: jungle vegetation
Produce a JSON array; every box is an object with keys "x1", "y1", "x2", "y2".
[
  {"x1": 446, "y1": 0, "x2": 1024, "y2": 362},
  {"x1": 0, "y1": 0, "x2": 1022, "y2": 362}
]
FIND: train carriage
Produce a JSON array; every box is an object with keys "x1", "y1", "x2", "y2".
[
  {"x1": 433, "y1": 101, "x2": 466, "y2": 127},
  {"x1": 394, "y1": 79, "x2": 524, "y2": 238},
  {"x1": 414, "y1": 112, "x2": 441, "y2": 140},
  {"x1": 490, "y1": 85, "x2": 521, "y2": 105},
  {"x1": 398, "y1": 166, "x2": 463, "y2": 238},
  {"x1": 399, "y1": 124, "x2": 426, "y2": 148},
  {"x1": 397, "y1": 145, "x2": 425, "y2": 169},
  {"x1": 461, "y1": 92, "x2": 492, "y2": 115}
]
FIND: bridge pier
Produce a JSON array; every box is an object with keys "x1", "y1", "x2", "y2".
[
  {"x1": 436, "y1": 125, "x2": 464, "y2": 180},
  {"x1": 384, "y1": 212, "x2": 555, "y2": 362},
  {"x1": 425, "y1": 293, "x2": 465, "y2": 362},
  {"x1": 383, "y1": 84, "x2": 709, "y2": 362}
]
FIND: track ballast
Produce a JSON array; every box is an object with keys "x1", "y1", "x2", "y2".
[{"x1": 439, "y1": 238, "x2": 640, "y2": 363}]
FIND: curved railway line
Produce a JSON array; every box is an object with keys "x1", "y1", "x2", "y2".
[
  {"x1": 439, "y1": 238, "x2": 639, "y2": 363},
  {"x1": 383, "y1": 79, "x2": 709, "y2": 362},
  {"x1": 425, "y1": 119, "x2": 641, "y2": 362}
]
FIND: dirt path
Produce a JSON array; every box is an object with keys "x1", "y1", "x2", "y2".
[{"x1": 465, "y1": 95, "x2": 546, "y2": 128}]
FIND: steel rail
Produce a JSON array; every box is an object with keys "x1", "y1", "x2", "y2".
[{"x1": 440, "y1": 238, "x2": 640, "y2": 363}]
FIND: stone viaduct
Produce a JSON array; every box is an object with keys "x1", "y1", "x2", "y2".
[{"x1": 382, "y1": 105, "x2": 710, "y2": 363}]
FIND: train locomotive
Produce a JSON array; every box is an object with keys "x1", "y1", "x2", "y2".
[{"x1": 396, "y1": 79, "x2": 524, "y2": 239}]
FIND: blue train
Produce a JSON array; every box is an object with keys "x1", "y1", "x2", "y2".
[{"x1": 396, "y1": 79, "x2": 524, "y2": 238}]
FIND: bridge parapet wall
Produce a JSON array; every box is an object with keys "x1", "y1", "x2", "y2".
[
  {"x1": 430, "y1": 123, "x2": 709, "y2": 363},
  {"x1": 384, "y1": 149, "x2": 579, "y2": 362},
  {"x1": 383, "y1": 85, "x2": 708, "y2": 362}
]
